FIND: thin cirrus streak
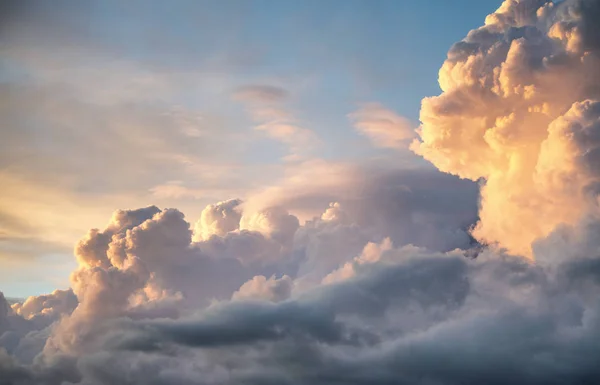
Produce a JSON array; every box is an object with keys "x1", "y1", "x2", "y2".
[{"x1": 1, "y1": 1, "x2": 600, "y2": 385}]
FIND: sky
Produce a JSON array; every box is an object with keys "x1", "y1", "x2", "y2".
[
  {"x1": 3, "y1": 0, "x2": 600, "y2": 384},
  {"x1": 0, "y1": 0, "x2": 499, "y2": 297}
]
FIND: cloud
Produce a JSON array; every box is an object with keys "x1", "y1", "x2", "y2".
[
  {"x1": 232, "y1": 275, "x2": 293, "y2": 302},
  {"x1": 349, "y1": 103, "x2": 416, "y2": 149},
  {"x1": 233, "y1": 85, "x2": 289, "y2": 103},
  {"x1": 242, "y1": 159, "x2": 361, "y2": 218},
  {"x1": 411, "y1": 0, "x2": 600, "y2": 257},
  {"x1": 0, "y1": 74, "x2": 250, "y2": 274},
  {"x1": 1, "y1": 185, "x2": 600, "y2": 384},
  {"x1": 11, "y1": 290, "x2": 77, "y2": 322},
  {"x1": 322, "y1": 238, "x2": 393, "y2": 284},
  {"x1": 245, "y1": 160, "x2": 479, "y2": 253},
  {"x1": 0, "y1": 7, "x2": 304, "y2": 277},
  {"x1": 72, "y1": 243, "x2": 600, "y2": 385},
  {"x1": 0, "y1": 162, "x2": 479, "y2": 377},
  {"x1": 240, "y1": 206, "x2": 300, "y2": 247},
  {"x1": 193, "y1": 199, "x2": 243, "y2": 241},
  {"x1": 233, "y1": 84, "x2": 320, "y2": 161},
  {"x1": 0, "y1": 235, "x2": 69, "y2": 263}
]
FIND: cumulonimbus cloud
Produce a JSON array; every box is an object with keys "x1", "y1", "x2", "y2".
[{"x1": 411, "y1": 0, "x2": 600, "y2": 257}]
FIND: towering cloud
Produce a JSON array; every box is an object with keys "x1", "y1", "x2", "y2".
[{"x1": 412, "y1": 0, "x2": 600, "y2": 257}]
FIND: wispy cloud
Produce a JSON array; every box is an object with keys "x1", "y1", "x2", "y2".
[
  {"x1": 233, "y1": 85, "x2": 289, "y2": 103},
  {"x1": 349, "y1": 103, "x2": 416, "y2": 149},
  {"x1": 234, "y1": 84, "x2": 320, "y2": 161}
]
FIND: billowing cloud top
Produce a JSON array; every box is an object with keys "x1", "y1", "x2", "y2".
[{"x1": 412, "y1": 0, "x2": 600, "y2": 257}]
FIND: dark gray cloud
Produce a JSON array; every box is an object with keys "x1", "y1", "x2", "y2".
[
  {"x1": 42, "y1": 248, "x2": 600, "y2": 385},
  {"x1": 346, "y1": 168, "x2": 479, "y2": 251},
  {"x1": 0, "y1": 351, "x2": 33, "y2": 385},
  {"x1": 4, "y1": 218, "x2": 600, "y2": 384}
]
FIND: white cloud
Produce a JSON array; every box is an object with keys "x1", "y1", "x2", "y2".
[
  {"x1": 232, "y1": 275, "x2": 293, "y2": 302},
  {"x1": 193, "y1": 199, "x2": 243, "y2": 241},
  {"x1": 411, "y1": 0, "x2": 600, "y2": 257}
]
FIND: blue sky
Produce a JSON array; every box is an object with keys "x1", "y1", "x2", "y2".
[{"x1": 0, "y1": 0, "x2": 502, "y2": 297}]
